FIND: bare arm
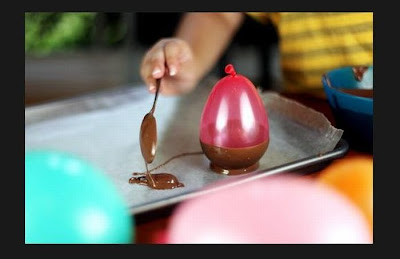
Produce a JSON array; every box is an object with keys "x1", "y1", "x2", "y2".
[{"x1": 174, "y1": 12, "x2": 245, "y2": 81}]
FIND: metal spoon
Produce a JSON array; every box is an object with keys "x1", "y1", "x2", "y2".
[{"x1": 139, "y1": 78, "x2": 161, "y2": 187}]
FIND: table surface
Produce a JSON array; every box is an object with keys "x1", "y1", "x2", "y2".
[{"x1": 133, "y1": 92, "x2": 373, "y2": 244}]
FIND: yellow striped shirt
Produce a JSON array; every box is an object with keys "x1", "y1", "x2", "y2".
[{"x1": 247, "y1": 12, "x2": 373, "y2": 97}]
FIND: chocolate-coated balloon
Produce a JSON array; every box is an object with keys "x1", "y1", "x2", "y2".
[{"x1": 199, "y1": 64, "x2": 269, "y2": 174}]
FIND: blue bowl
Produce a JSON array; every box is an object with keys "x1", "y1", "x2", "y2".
[{"x1": 322, "y1": 66, "x2": 373, "y2": 152}]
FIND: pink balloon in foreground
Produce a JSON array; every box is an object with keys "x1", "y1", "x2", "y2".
[{"x1": 166, "y1": 175, "x2": 372, "y2": 244}]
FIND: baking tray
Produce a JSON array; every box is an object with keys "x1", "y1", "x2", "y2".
[
  {"x1": 132, "y1": 138, "x2": 347, "y2": 217},
  {"x1": 25, "y1": 81, "x2": 348, "y2": 218},
  {"x1": 132, "y1": 138, "x2": 348, "y2": 222}
]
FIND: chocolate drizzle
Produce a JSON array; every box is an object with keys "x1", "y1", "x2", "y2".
[
  {"x1": 129, "y1": 151, "x2": 203, "y2": 189},
  {"x1": 132, "y1": 151, "x2": 204, "y2": 175},
  {"x1": 352, "y1": 66, "x2": 369, "y2": 82}
]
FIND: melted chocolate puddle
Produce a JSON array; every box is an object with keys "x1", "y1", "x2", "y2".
[
  {"x1": 129, "y1": 151, "x2": 203, "y2": 189},
  {"x1": 129, "y1": 173, "x2": 184, "y2": 190}
]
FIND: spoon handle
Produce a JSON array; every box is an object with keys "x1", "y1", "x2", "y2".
[{"x1": 150, "y1": 78, "x2": 161, "y2": 114}]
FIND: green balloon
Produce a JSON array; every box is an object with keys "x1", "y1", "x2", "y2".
[{"x1": 25, "y1": 150, "x2": 134, "y2": 244}]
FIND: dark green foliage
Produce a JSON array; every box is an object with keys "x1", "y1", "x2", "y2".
[{"x1": 25, "y1": 12, "x2": 97, "y2": 55}]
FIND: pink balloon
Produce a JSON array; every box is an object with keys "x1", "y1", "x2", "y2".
[
  {"x1": 199, "y1": 64, "x2": 269, "y2": 148},
  {"x1": 166, "y1": 175, "x2": 372, "y2": 244}
]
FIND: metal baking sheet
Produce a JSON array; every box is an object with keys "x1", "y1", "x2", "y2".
[{"x1": 25, "y1": 79, "x2": 347, "y2": 215}]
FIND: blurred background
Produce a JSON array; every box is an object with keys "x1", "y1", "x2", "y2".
[{"x1": 25, "y1": 12, "x2": 281, "y2": 106}]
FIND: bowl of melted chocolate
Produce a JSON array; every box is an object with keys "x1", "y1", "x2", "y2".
[{"x1": 322, "y1": 66, "x2": 373, "y2": 152}]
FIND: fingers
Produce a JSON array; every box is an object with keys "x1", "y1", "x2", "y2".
[
  {"x1": 149, "y1": 48, "x2": 166, "y2": 79},
  {"x1": 164, "y1": 41, "x2": 181, "y2": 76},
  {"x1": 164, "y1": 40, "x2": 192, "y2": 77},
  {"x1": 144, "y1": 76, "x2": 157, "y2": 93},
  {"x1": 140, "y1": 38, "x2": 194, "y2": 94},
  {"x1": 140, "y1": 43, "x2": 166, "y2": 92}
]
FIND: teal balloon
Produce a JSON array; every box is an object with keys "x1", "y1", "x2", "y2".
[{"x1": 25, "y1": 150, "x2": 134, "y2": 244}]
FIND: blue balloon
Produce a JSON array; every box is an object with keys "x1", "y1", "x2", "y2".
[{"x1": 25, "y1": 150, "x2": 134, "y2": 244}]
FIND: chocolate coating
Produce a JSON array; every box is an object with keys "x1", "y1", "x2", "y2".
[
  {"x1": 140, "y1": 113, "x2": 157, "y2": 164},
  {"x1": 200, "y1": 139, "x2": 269, "y2": 175},
  {"x1": 339, "y1": 89, "x2": 373, "y2": 98}
]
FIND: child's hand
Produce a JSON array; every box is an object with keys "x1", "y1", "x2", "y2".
[{"x1": 140, "y1": 38, "x2": 199, "y2": 96}]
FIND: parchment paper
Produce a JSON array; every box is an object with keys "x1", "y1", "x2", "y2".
[{"x1": 25, "y1": 78, "x2": 343, "y2": 212}]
